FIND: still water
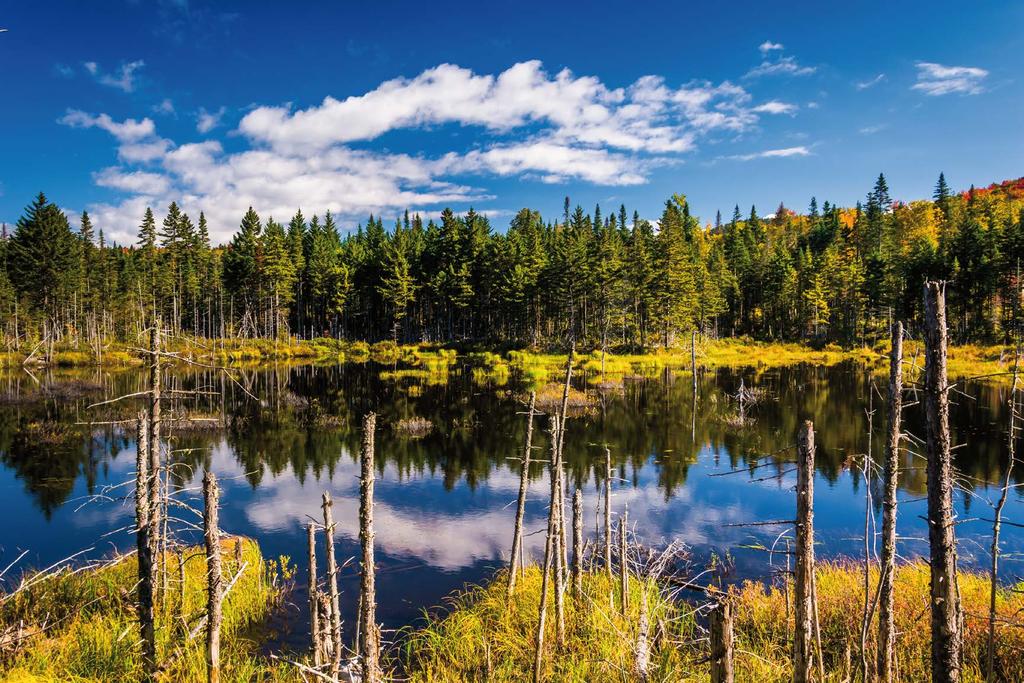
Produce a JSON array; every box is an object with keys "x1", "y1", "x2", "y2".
[{"x1": 0, "y1": 359, "x2": 1019, "y2": 641}]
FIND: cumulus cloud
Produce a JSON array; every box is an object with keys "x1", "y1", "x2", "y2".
[
  {"x1": 60, "y1": 110, "x2": 156, "y2": 142},
  {"x1": 63, "y1": 60, "x2": 802, "y2": 244},
  {"x1": 759, "y1": 40, "x2": 784, "y2": 54},
  {"x1": 912, "y1": 62, "x2": 988, "y2": 96},
  {"x1": 94, "y1": 167, "x2": 171, "y2": 195},
  {"x1": 59, "y1": 109, "x2": 171, "y2": 164},
  {"x1": 443, "y1": 142, "x2": 649, "y2": 185},
  {"x1": 724, "y1": 145, "x2": 811, "y2": 161},
  {"x1": 196, "y1": 106, "x2": 226, "y2": 133},
  {"x1": 84, "y1": 60, "x2": 145, "y2": 92},
  {"x1": 238, "y1": 61, "x2": 758, "y2": 154}
]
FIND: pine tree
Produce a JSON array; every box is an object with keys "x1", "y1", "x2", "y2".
[
  {"x1": 9, "y1": 193, "x2": 82, "y2": 329},
  {"x1": 223, "y1": 207, "x2": 263, "y2": 334}
]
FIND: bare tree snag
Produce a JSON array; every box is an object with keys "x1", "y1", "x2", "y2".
[
  {"x1": 619, "y1": 508, "x2": 629, "y2": 615},
  {"x1": 148, "y1": 320, "x2": 162, "y2": 571},
  {"x1": 509, "y1": 390, "x2": 537, "y2": 598},
  {"x1": 923, "y1": 281, "x2": 962, "y2": 683},
  {"x1": 710, "y1": 598, "x2": 735, "y2": 683},
  {"x1": 572, "y1": 487, "x2": 583, "y2": 598},
  {"x1": 322, "y1": 491, "x2": 343, "y2": 679},
  {"x1": 793, "y1": 420, "x2": 816, "y2": 683},
  {"x1": 359, "y1": 413, "x2": 380, "y2": 683},
  {"x1": 878, "y1": 321, "x2": 903, "y2": 682},
  {"x1": 135, "y1": 412, "x2": 156, "y2": 680},
  {"x1": 691, "y1": 329, "x2": 698, "y2": 396},
  {"x1": 203, "y1": 471, "x2": 222, "y2": 683},
  {"x1": 988, "y1": 343, "x2": 1019, "y2": 681},
  {"x1": 307, "y1": 522, "x2": 321, "y2": 666},
  {"x1": 533, "y1": 416, "x2": 560, "y2": 683},
  {"x1": 604, "y1": 446, "x2": 613, "y2": 582}
]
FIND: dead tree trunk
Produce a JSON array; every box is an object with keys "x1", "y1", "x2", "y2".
[
  {"x1": 691, "y1": 329, "x2": 698, "y2": 396},
  {"x1": 556, "y1": 346, "x2": 574, "y2": 583},
  {"x1": 710, "y1": 598, "x2": 735, "y2": 683},
  {"x1": 572, "y1": 487, "x2": 583, "y2": 597},
  {"x1": 923, "y1": 281, "x2": 962, "y2": 683},
  {"x1": 533, "y1": 416, "x2": 561, "y2": 683},
  {"x1": 793, "y1": 420, "x2": 816, "y2": 683},
  {"x1": 619, "y1": 509, "x2": 629, "y2": 615},
  {"x1": 322, "y1": 491, "x2": 343, "y2": 678},
  {"x1": 604, "y1": 446, "x2": 613, "y2": 581},
  {"x1": 359, "y1": 413, "x2": 380, "y2": 683},
  {"x1": 307, "y1": 522, "x2": 321, "y2": 666},
  {"x1": 987, "y1": 345, "x2": 1019, "y2": 681},
  {"x1": 316, "y1": 592, "x2": 331, "y2": 666},
  {"x1": 509, "y1": 390, "x2": 537, "y2": 598},
  {"x1": 135, "y1": 412, "x2": 156, "y2": 680},
  {"x1": 148, "y1": 320, "x2": 162, "y2": 572},
  {"x1": 878, "y1": 321, "x2": 903, "y2": 682},
  {"x1": 203, "y1": 471, "x2": 222, "y2": 683}
]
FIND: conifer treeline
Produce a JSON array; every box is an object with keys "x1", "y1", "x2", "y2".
[{"x1": 4, "y1": 174, "x2": 1024, "y2": 350}]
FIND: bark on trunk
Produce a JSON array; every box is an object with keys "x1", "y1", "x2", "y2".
[
  {"x1": 878, "y1": 321, "x2": 903, "y2": 681},
  {"x1": 359, "y1": 413, "x2": 380, "y2": 683},
  {"x1": 619, "y1": 509, "x2": 629, "y2": 615},
  {"x1": 203, "y1": 472, "x2": 222, "y2": 683},
  {"x1": 532, "y1": 416, "x2": 561, "y2": 683},
  {"x1": 322, "y1": 491, "x2": 343, "y2": 678},
  {"x1": 572, "y1": 487, "x2": 583, "y2": 597},
  {"x1": 923, "y1": 282, "x2": 962, "y2": 683},
  {"x1": 604, "y1": 446, "x2": 613, "y2": 582},
  {"x1": 135, "y1": 412, "x2": 156, "y2": 680},
  {"x1": 710, "y1": 599, "x2": 735, "y2": 683},
  {"x1": 307, "y1": 522, "x2": 320, "y2": 666},
  {"x1": 793, "y1": 420, "x2": 816, "y2": 683},
  {"x1": 508, "y1": 391, "x2": 537, "y2": 598}
]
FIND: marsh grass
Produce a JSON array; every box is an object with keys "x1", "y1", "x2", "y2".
[
  {"x1": 403, "y1": 561, "x2": 1024, "y2": 682},
  {"x1": 0, "y1": 538, "x2": 296, "y2": 682},
  {"x1": 403, "y1": 566, "x2": 692, "y2": 683}
]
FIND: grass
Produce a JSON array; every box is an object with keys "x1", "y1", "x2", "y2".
[
  {"x1": 9, "y1": 334, "x2": 1021, "y2": 387},
  {"x1": 0, "y1": 538, "x2": 296, "y2": 682},
  {"x1": 404, "y1": 567, "x2": 690, "y2": 682},
  {"x1": 403, "y1": 561, "x2": 1024, "y2": 682}
]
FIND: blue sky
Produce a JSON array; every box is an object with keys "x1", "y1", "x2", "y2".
[{"x1": 1, "y1": 0, "x2": 1021, "y2": 244}]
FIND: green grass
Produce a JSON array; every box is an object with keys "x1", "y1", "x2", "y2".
[
  {"x1": 404, "y1": 566, "x2": 691, "y2": 682},
  {"x1": 403, "y1": 561, "x2": 1024, "y2": 682},
  {"x1": 1, "y1": 538, "x2": 296, "y2": 682}
]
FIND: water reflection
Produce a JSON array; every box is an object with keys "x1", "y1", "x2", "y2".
[{"x1": 0, "y1": 359, "x2": 1020, "y2": 630}]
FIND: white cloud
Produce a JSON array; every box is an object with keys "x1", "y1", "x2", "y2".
[
  {"x1": 855, "y1": 73, "x2": 886, "y2": 90},
  {"x1": 238, "y1": 61, "x2": 759, "y2": 155},
  {"x1": 725, "y1": 145, "x2": 811, "y2": 161},
  {"x1": 84, "y1": 60, "x2": 145, "y2": 92},
  {"x1": 912, "y1": 61, "x2": 988, "y2": 96},
  {"x1": 196, "y1": 106, "x2": 227, "y2": 134},
  {"x1": 59, "y1": 110, "x2": 156, "y2": 142},
  {"x1": 444, "y1": 142, "x2": 648, "y2": 186},
  {"x1": 745, "y1": 56, "x2": 816, "y2": 79},
  {"x1": 59, "y1": 110, "x2": 171, "y2": 164},
  {"x1": 759, "y1": 40, "x2": 784, "y2": 55},
  {"x1": 94, "y1": 167, "x2": 171, "y2": 195},
  {"x1": 859, "y1": 124, "x2": 887, "y2": 135},
  {"x1": 153, "y1": 98, "x2": 176, "y2": 116},
  {"x1": 63, "y1": 60, "x2": 802, "y2": 244},
  {"x1": 752, "y1": 100, "x2": 798, "y2": 115}
]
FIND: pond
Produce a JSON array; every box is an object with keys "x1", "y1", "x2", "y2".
[{"x1": 0, "y1": 358, "x2": 1019, "y2": 646}]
